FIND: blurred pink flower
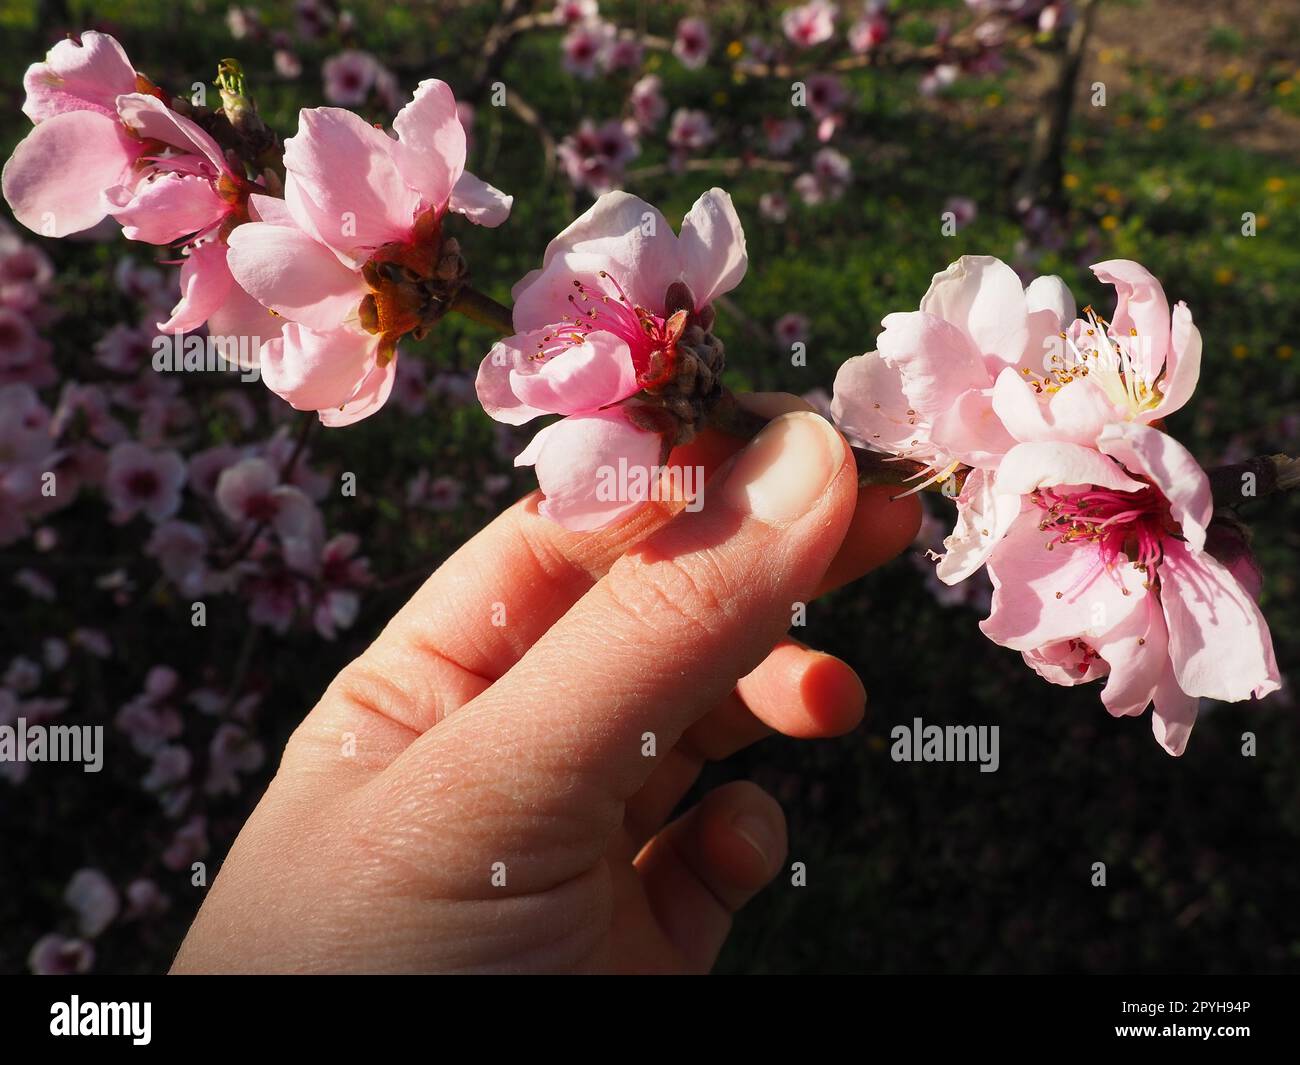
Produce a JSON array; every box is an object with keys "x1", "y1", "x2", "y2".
[
  {"x1": 322, "y1": 50, "x2": 380, "y2": 105},
  {"x1": 64, "y1": 868, "x2": 120, "y2": 937},
  {"x1": 773, "y1": 312, "x2": 810, "y2": 348},
  {"x1": 673, "y1": 17, "x2": 712, "y2": 70},
  {"x1": 562, "y1": 20, "x2": 615, "y2": 79},
  {"x1": 629, "y1": 74, "x2": 667, "y2": 131},
  {"x1": 554, "y1": 0, "x2": 599, "y2": 24},
  {"x1": 29, "y1": 934, "x2": 93, "y2": 975},
  {"x1": 104, "y1": 442, "x2": 186, "y2": 524},
  {"x1": 668, "y1": 109, "x2": 715, "y2": 154},
  {"x1": 783, "y1": 1, "x2": 838, "y2": 48},
  {"x1": 558, "y1": 118, "x2": 639, "y2": 194}
]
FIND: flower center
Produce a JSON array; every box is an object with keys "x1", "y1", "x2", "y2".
[
  {"x1": 531, "y1": 270, "x2": 688, "y2": 390},
  {"x1": 1026, "y1": 306, "x2": 1162, "y2": 418},
  {"x1": 1032, "y1": 482, "x2": 1175, "y2": 584}
]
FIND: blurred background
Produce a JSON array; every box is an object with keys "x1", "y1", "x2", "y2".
[{"x1": 1, "y1": 0, "x2": 1297, "y2": 974}]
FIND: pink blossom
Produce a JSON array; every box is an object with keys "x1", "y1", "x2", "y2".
[
  {"x1": 64, "y1": 868, "x2": 120, "y2": 937},
  {"x1": 558, "y1": 118, "x2": 640, "y2": 195},
  {"x1": 629, "y1": 74, "x2": 667, "y2": 131},
  {"x1": 944, "y1": 195, "x2": 978, "y2": 230},
  {"x1": 980, "y1": 423, "x2": 1279, "y2": 755},
  {"x1": 831, "y1": 255, "x2": 1077, "y2": 580},
  {"x1": 783, "y1": 1, "x2": 838, "y2": 49},
  {"x1": 668, "y1": 109, "x2": 715, "y2": 154},
  {"x1": 123, "y1": 878, "x2": 170, "y2": 920},
  {"x1": 774, "y1": 312, "x2": 810, "y2": 348},
  {"x1": 322, "y1": 50, "x2": 380, "y2": 105},
  {"x1": 227, "y1": 80, "x2": 512, "y2": 425},
  {"x1": 216, "y1": 456, "x2": 323, "y2": 570},
  {"x1": 794, "y1": 147, "x2": 853, "y2": 203},
  {"x1": 275, "y1": 49, "x2": 304, "y2": 80},
  {"x1": 554, "y1": 0, "x2": 599, "y2": 24},
  {"x1": 29, "y1": 934, "x2": 94, "y2": 975},
  {"x1": 806, "y1": 73, "x2": 848, "y2": 121},
  {"x1": 104, "y1": 442, "x2": 186, "y2": 524},
  {"x1": 162, "y1": 815, "x2": 208, "y2": 871},
  {"x1": 849, "y1": 10, "x2": 891, "y2": 53},
  {"x1": 206, "y1": 722, "x2": 266, "y2": 796},
  {"x1": 759, "y1": 191, "x2": 790, "y2": 222},
  {"x1": 476, "y1": 188, "x2": 746, "y2": 529},
  {"x1": 562, "y1": 20, "x2": 615, "y2": 79},
  {"x1": 763, "y1": 117, "x2": 804, "y2": 156},
  {"x1": 673, "y1": 17, "x2": 712, "y2": 70},
  {"x1": 146, "y1": 519, "x2": 209, "y2": 596}
]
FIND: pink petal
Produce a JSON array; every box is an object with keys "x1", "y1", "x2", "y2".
[
  {"x1": 930, "y1": 386, "x2": 1015, "y2": 468},
  {"x1": 226, "y1": 223, "x2": 368, "y2": 331},
  {"x1": 517, "y1": 408, "x2": 666, "y2": 531},
  {"x1": 980, "y1": 510, "x2": 1150, "y2": 652},
  {"x1": 935, "y1": 466, "x2": 1022, "y2": 585},
  {"x1": 1159, "y1": 540, "x2": 1281, "y2": 703},
  {"x1": 1022, "y1": 640, "x2": 1108, "y2": 686},
  {"x1": 1, "y1": 111, "x2": 138, "y2": 236},
  {"x1": 248, "y1": 193, "x2": 296, "y2": 226},
  {"x1": 1150, "y1": 301, "x2": 1201, "y2": 419},
  {"x1": 1096, "y1": 422, "x2": 1211, "y2": 551},
  {"x1": 919, "y1": 254, "x2": 1029, "y2": 370},
  {"x1": 476, "y1": 329, "x2": 554, "y2": 426},
  {"x1": 319, "y1": 351, "x2": 396, "y2": 427},
  {"x1": 511, "y1": 191, "x2": 681, "y2": 331},
  {"x1": 994, "y1": 441, "x2": 1145, "y2": 496},
  {"x1": 261, "y1": 323, "x2": 375, "y2": 412},
  {"x1": 1091, "y1": 259, "x2": 1170, "y2": 384},
  {"x1": 106, "y1": 172, "x2": 226, "y2": 244},
  {"x1": 1021, "y1": 274, "x2": 1077, "y2": 374},
  {"x1": 282, "y1": 106, "x2": 419, "y2": 259},
  {"x1": 830, "y1": 350, "x2": 921, "y2": 454},
  {"x1": 991, "y1": 367, "x2": 1116, "y2": 447},
  {"x1": 157, "y1": 241, "x2": 234, "y2": 333},
  {"x1": 1095, "y1": 594, "x2": 1168, "y2": 717},
  {"x1": 22, "y1": 31, "x2": 137, "y2": 123},
  {"x1": 876, "y1": 310, "x2": 989, "y2": 416},
  {"x1": 677, "y1": 188, "x2": 748, "y2": 308},
  {"x1": 449, "y1": 171, "x2": 513, "y2": 227},
  {"x1": 391, "y1": 79, "x2": 466, "y2": 211},
  {"x1": 1151, "y1": 663, "x2": 1198, "y2": 756},
  {"x1": 510, "y1": 330, "x2": 639, "y2": 416},
  {"x1": 115, "y1": 93, "x2": 228, "y2": 173}
]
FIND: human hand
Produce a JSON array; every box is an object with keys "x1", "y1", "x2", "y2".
[{"x1": 172, "y1": 398, "x2": 920, "y2": 973}]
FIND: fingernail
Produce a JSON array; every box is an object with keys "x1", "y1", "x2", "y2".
[
  {"x1": 731, "y1": 812, "x2": 778, "y2": 867},
  {"x1": 720, "y1": 411, "x2": 844, "y2": 524}
]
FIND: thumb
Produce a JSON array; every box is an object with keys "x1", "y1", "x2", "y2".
[{"x1": 391, "y1": 410, "x2": 859, "y2": 805}]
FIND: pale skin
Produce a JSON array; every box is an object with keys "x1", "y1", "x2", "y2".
[{"x1": 172, "y1": 395, "x2": 921, "y2": 973}]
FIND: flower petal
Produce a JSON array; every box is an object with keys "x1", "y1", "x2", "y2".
[
  {"x1": 449, "y1": 170, "x2": 513, "y2": 227},
  {"x1": 1159, "y1": 539, "x2": 1281, "y2": 703},
  {"x1": 1095, "y1": 593, "x2": 1168, "y2": 717},
  {"x1": 931, "y1": 386, "x2": 1016, "y2": 468},
  {"x1": 1150, "y1": 301, "x2": 1201, "y2": 419},
  {"x1": 106, "y1": 172, "x2": 226, "y2": 244},
  {"x1": 115, "y1": 93, "x2": 227, "y2": 173},
  {"x1": 1091, "y1": 259, "x2": 1170, "y2": 385},
  {"x1": 226, "y1": 223, "x2": 368, "y2": 331},
  {"x1": 1151, "y1": 663, "x2": 1198, "y2": 756},
  {"x1": 282, "y1": 106, "x2": 420, "y2": 258},
  {"x1": 919, "y1": 254, "x2": 1029, "y2": 370},
  {"x1": 319, "y1": 350, "x2": 395, "y2": 427},
  {"x1": 260, "y1": 323, "x2": 374, "y2": 412},
  {"x1": 995, "y1": 440, "x2": 1145, "y2": 495},
  {"x1": 391, "y1": 79, "x2": 466, "y2": 211},
  {"x1": 23, "y1": 31, "x2": 138, "y2": 122},
  {"x1": 517, "y1": 408, "x2": 666, "y2": 531},
  {"x1": 510, "y1": 330, "x2": 639, "y2": 416},
  {"x1": 935, "y1": 466, "x2": 1022, "y2": 585},
  {"x1": 677, "y1": 188, "x2": 748, "y2": 308},
  {"x1": 156, "y1": 241, "x2": 234, "y2": 333},
  {"x1": 991, "y1": 366, "x2": 1116, "y2": 447},
  {"x1": 876, "y1": 310, "x2": 989, "y2": 416},
  {"x1": 1, "y1": 111, "x2": 138, "y2": 236}
]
